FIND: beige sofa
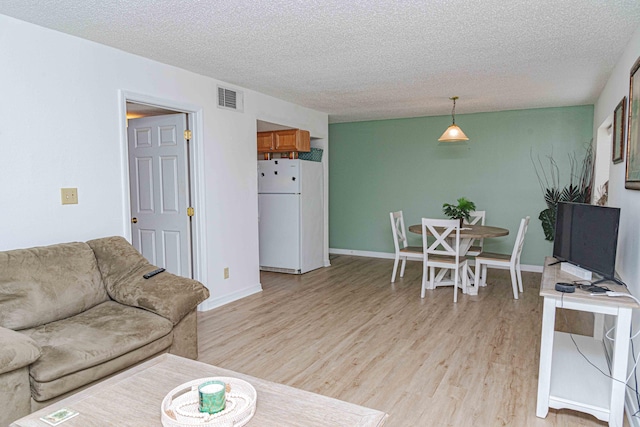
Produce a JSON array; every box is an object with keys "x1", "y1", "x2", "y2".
[{"x1": 0, "y1": 236, "x2": 209, "y2": 426}]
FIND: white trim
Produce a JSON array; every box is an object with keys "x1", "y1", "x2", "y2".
[
  {"x1": 118, "y1": 90, "x2": 208, "y2": 288},
  {"x1": 188, "y1": 109, "x2": 208, "y2": 289},
  {"x1": 330, "y1": 248, "x2": 396, "y2": 259},
  {"x1": 198, "y1": 284, "x2": 262, "y2": 311},
  {"x1": 329, "y1": 248, "x2": 544, "y2": 272},
  {"x1": 512, "y1": 264, "x2": 545, "y2": 273}
]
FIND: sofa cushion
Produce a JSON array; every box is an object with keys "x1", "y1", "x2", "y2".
[
  {"x1": 0, "y1": 242, "x2": 109, "y2": 330},
  {"x1": 87, "y1": 236, "x2": 210, "y2": 324},
  {"x1": 21, "y1": 301, "x2": 173, "y2": 387},
  {"x1": 30, "y1": 336, "x2": 173, "y2": 402},
  {"x1": 0, "y1": 327, "x2": 41, "y2": 375}
]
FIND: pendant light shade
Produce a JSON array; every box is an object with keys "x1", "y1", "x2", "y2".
[
  {"x1": 438, "y1": 96, "x2": 469, "y2": 142},
  {"x1": 438, "y1": 124, "x2": 469, "y2": 142}
]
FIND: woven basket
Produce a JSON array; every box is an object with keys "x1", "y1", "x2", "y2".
[
  {"x1": 298, "y1": 147, "x2": 323, "y2": 162},
  {"x1": 161, "y1": 377, "x2": 256, "y2": 427}
]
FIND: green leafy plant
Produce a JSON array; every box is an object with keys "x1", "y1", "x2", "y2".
[
  {"x1": 531, "y1": 145, "x2": 593, "y2": 241},
  {"x1": 442, "y1": 197, "x2": 476, "y2": 224}
]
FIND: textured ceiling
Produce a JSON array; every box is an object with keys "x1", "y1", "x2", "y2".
[{"x1": 2, "y1": 1, "x2": 639, "y2": 123}]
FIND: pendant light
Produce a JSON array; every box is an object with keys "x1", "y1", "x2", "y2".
[{"x1": 438, "y1": 96, "x2": 469, "y2": 142}]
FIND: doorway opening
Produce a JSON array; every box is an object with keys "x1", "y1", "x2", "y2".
[
  {"x1": 120, "y1": 92, "x2": 206, "y2": 285},
  {"x1": 593, "y1": 117, "x2": 613, "y2": 205}
]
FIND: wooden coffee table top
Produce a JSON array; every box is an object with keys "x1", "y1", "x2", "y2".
[{"x1": 11, "y1": 354, "x2": 388, "y2": 427}]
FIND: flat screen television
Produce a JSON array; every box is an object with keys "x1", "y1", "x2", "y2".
[{"x1": 552, "y1": 202, "x2": 621, "y2": 283}]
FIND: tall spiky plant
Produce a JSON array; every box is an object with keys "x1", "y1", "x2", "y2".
[{"x1": 531, "y1": 145, "x2": 593, "y2": 241}]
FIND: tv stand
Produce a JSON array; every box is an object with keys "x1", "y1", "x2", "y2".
[{"x1": 537, "y1": 257, "x2": 638, "y2": 426}]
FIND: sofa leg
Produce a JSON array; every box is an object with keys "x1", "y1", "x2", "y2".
[{"x1": 169, "y1": 309, "x2": 199, "y2": 360}]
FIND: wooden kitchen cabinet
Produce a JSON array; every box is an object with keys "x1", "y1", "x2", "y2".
[
  {"x1": 257, "y1": 132, "x2": 274, "y2": 152},
  {"x1": 257, "y1": 129, "x2": 310, "y2": 154}
]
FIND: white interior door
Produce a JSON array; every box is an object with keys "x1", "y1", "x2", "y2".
[{"x1": 128, "y1": 113, "x2": 191, "y2": 277}]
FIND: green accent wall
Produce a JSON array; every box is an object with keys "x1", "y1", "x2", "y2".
[{"x1": 328, "y1": 105, "x2": 594, "y2": 266}]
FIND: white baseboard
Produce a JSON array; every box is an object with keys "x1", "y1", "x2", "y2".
[
  {"x1": 198, "y1": 284, "x2": 262, "y2": 311},
  {"x1": 329, "y1": 248, "x2": 543, "y2": 273},
  {"x1": 330, "y1": 248, "x2": 396, "y2": 260},
  {"x1": 520, "y1": 264, "x2": 543, "y2": 273}
]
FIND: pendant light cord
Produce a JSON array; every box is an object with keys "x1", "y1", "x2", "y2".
[{"x1": 451, "y1": 97, "x2": 457, "y2": 125}]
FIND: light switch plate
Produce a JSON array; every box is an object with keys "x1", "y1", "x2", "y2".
[{"x1": 61, "y1": 188, "x2": 78, "y2": 205}]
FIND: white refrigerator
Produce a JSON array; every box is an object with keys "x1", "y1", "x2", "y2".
[{"x1": 258, "y1": 159, "x2": 324, "y2": 274}]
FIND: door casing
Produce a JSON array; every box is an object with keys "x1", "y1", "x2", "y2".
[{"x1": 119, "y1": 90, "x2": 207, "y2": 286}]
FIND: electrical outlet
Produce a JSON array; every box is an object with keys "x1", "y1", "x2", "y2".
[
  {"x1": 61, "y1": 188, "x2": 78, "y2": 205},
  {"x1": 224, "y1": 267, "x2": 229, "y2": 279}
]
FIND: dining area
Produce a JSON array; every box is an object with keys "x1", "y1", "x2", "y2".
[{"x1": 389, "y1": 199, "x2": 530, "y2": 302}]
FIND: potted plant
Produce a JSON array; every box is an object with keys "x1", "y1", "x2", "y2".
[
  {"x1": 442, "y1": 197, "x2": 476, "y2": 227},
  {"x1": 531, "y1": 145, "x2": 593, "y2": 241}
]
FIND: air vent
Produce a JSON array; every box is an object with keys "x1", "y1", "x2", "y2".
[{"x1": 217, "y1": 86, "x2": 244, "y2": 112}]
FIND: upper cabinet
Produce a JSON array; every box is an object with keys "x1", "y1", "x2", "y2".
[{"x1": 257, "y1": 129, "x2": 310, "y2": 154}]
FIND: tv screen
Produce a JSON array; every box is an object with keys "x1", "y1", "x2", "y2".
[{"x1": 553, "y1": 202, "x2": 620, "y2": 279}]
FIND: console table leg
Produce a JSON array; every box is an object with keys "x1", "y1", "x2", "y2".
[
  {"x1": 609, "y1": 307, "x2": 632, "y2": 427},
  {"x1": 536, "y1": 297, "x2": 556, "y2": 418}
]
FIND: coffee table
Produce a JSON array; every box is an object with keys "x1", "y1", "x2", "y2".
[{"x1": 11, "y1": 354, "x2": 387, "y2": 427}]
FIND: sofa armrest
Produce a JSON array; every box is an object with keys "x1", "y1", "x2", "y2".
[
  {"x1": 87, "y1": 236, "x2": 210, "y2": 324},
  {"x1": 0, "y1": 327, "x2": 41, "y2": 375}
]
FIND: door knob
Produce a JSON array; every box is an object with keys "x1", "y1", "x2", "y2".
[{"x1": 131, "y1": 217, "x2": 138, "y2": 224}]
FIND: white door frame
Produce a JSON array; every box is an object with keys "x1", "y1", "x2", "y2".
[
  {"x1": 593, "y1": 116, "x2": 613, "y2": 204},
  {"x1": 118, "y1": 90, "x2": 207, "y2": 286}
]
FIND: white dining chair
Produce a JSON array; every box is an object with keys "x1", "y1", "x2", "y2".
[
  {"x1": 389, "y1": 211, "x2": 423, "y2": 283},
  {"x1": 421, "y1": 218, "x2": 468, "y2": 302},
  {"x1": 474, "y1": 216, "x2": 530, "y2": 299},
  {"x1": 464, "y1": 210, "x2": 486, "y2": 257}
]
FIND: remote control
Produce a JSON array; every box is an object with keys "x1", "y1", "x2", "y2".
[
  {"x1": 143, "y1": 268, "x2": 165, "y2": 279},
  {"x1": 555, "y1": 282, "x2": 575, "y2": 293}
]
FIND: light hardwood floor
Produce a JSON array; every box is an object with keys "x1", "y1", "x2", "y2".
[{"x1": 198, "y1": 255, "x2": 627, "y2": 426}]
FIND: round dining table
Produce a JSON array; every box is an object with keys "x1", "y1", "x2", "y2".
[
  {"x1": 407, "y1": 223, "x2": 509, "y2": 239},
  {"x1": 408, "y1": 223, "x2": 509, "y2": 295}
]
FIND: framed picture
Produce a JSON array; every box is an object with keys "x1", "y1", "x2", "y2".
[
  {"x1": 612, "y1": 97, "x2": 626, "y2": 164},
  {"x1": 626, "y1": 56, "x2": 640, "y2": 190}
]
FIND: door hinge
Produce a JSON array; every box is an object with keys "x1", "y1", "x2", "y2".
[
  {"x1": 184, "y1": 130, "x2": 192, "y2": 140},
  {"x1": 187, "y1": 207, "x2": 195, "y2": 217}
]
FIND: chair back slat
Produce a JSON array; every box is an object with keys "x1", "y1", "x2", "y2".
[
  {"x1": 421, "y1": 218, "x2": 460, "y2": 258},
  {"x1": 464, "y1": 210, "x2": 486, "y2": 252},
  {"x1": 511, "y1": 216, "x2": 531, "y2": 260},
  {"x1": 390, "y1": 211, "x2": 409, "y2": 250},
  {"x1": 464, "y1": 210, "x2": 486, "y2": 226}
]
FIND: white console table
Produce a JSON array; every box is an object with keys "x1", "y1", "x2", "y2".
[{"x1": 536, "y1": 257, "x2": 638, "y2": 426}]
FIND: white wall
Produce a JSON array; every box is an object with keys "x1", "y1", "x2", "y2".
[
  {"x1": 0, "y1": 15, "x2": 328, "y2": 310},
  {"x1": 594, "y1": 25, "x2": 640, "y2": 295},
  {"x1": 593, "y1": 25, "x2": 640, "y2": 425}
]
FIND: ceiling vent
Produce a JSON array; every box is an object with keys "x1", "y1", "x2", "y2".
[{"x1": 217, "y1": 86, "x2": 244, "y2": 112}]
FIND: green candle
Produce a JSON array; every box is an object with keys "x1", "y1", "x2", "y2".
[{"x1": 198, "y1": 380, "x2": 226, "y2": 414}]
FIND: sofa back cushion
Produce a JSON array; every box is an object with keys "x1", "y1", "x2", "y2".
[{"x1": 0, "y1": 242, "x2": 109, "y2": 330}]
